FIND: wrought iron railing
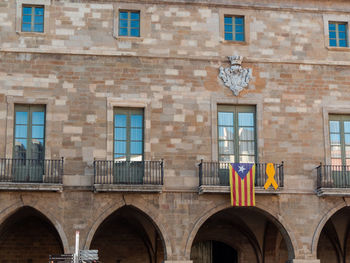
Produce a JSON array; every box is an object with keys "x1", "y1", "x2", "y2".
[
  {"x1": 317, "y1": 164, "x2": 350, "y2": 188},
  {"x1": 198, "y1": 161, "x2": 284, "y2": 187},
  {"x1": 94, "y1": 160, "x2": 164, "y2": 185},
  {"x1": 0, "y1": 158, "x2": 64, "y2": 184}
]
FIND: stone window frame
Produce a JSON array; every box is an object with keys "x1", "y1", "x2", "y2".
[
  {"x1": 106, "y1": 98, "x2": 151, "y2": 161},
  {"x1": 323, "y1": 106, "x2": 350, "y2": 165},
  {"x1": 323, "y1": 14, "x2": 350, "y2": 51},
  {"x1": 211, "y1": 97, "x2": 262, "y2": 162},
  {"x1": 16, "y1": 0, "x2": 51, "y2": 35},
  {"x1": 5, "y1": 96, "x2": 55, "y2": 159},
  {"x1": 219, "y1": 9, "x2": 250, "y2": 45},
  {"x1": 113, "y1": 3, "x2": 149, "y2": 42}
]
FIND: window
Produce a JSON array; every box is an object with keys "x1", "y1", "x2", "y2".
[
  {"x1": 21, "y1": 5, "x2": 44, "y2": 33},
  {"x1": 218, "y1": 105, "x2": 256, "y2": 163},
  {"x1": 329, "y1": 22, "x2": 348, "y2": 47},
  {"x1": 114, "y1": 108, "x2": 143, "y2": 162},
  {"x1": 14, "y1": 105, "x2": 45, "y2": 160},
  {"x1": 119, "y1": 10, "x2": 140, "y2": 37},
  {"x1": 224, "y1": 16, "x2": 245, "y2": 42},
  {"x1": 329, "y1": 115, "x2": 350, "y2": 166}
]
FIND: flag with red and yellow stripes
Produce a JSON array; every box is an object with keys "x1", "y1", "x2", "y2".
[{"x1": 229, "y1": 163, "x2": 255, "y2": 206}]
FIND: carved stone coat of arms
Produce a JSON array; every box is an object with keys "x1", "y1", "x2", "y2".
[{"x1": 219, "y1": 55, "x2": 252, "y2": 96}]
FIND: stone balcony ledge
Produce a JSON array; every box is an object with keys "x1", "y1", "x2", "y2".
[
  {"x1": 94, "y1": 184, "x2": 163, "y2": 193},
  {"x1": 198, "y1": 185, "x2": 282, "y2": 195},
  {"x1": 0, "y1": 182, "x2": 63, "y2": 192}
]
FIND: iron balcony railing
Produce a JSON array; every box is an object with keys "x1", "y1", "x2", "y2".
[
  {"x1": 94, "y1": 160, "x2": 164, "y2": 185},
  {"x1": 198, "y1": 161, "x2": 284, "y2": 187},
  {"x1": 0, "y1": 158, "x2": 64, "y2": 184},
  {"x1": 317, "y1": 164, "x2": 350, "y2": 189}
]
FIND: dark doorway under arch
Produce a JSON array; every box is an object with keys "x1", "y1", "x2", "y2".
[
  {"x1": 90, "y1": 205, "x2": 165, "y2": 263},
  {"x1": 317, "y1": 207, "x2": 350, "y2": 263},
  {"x1": 0, "y1": 206, "x2": 64, "y2": 262},
  {"x1": 190, "y1": 207, "x2": 294, "y2": 263}
]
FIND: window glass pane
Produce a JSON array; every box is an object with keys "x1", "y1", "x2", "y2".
[
  {"x1": 339, "y1": 31, "x2": 347, "y2": 39},
  {"x1": 115, "y1": 128, "x2": 126, "y2": 140},
  {"x1": 15, "y1": 125, "x2": 27, "y2": 138},
  {"x1": 23, "y1": 7, "x2": 32, "y2": 15},
  {"x1": 22, "y1": 23, "x2": 31, "y2": 32},
  {"x1": 131, "y1": 128, "x2": 142, "y2": 140},
  {"x1": 115, "y1": 141, "x2": 126, "y2": 154},
  {"x1": 339, "y1": 40, "x2": 347, "y2": 47},
  {"x1": 330, "y1": 121, "x2": 340, "y2": 133},
  {"x1": 130, "y1": 28, "x2": 140, "y2": 37},
  {"x1": 345, "y1": 134, "x2": 350, "y2": 145},
  {"x1": 344, "y1": 122, "x2": 350, "y2": 133},
  {"x1": 218, "y1": 112, "x2": 233, "y2": 126},
  {"x1": 219, "y1": 155, "x2": 235, "y2": 162},
  {"x1": 218, "y1": 127, "x2": 234, "y2": 140},
  {"x1": 331, "y1": 145, "x2": 341, "y2": 158},
  {"x1": 219, "y1": 141, "x2": 234, "y2": 154},
  {"x1": 34, "y1": 24, "x2": 43, "y2": 32},
  {"x1": 329, "y1": 31, "x2": 337, "y2": 39},
  {"x1": 225, "y1": 33, "x2": 233, "y2": 41},
  {"x1": 329, "y1": 39, "x2": 337, "y2": 47},
  {"x1": 239, "y1": 141, "x2": 255, "y2": 155},
  {"x1": 119, "y1": 27, "x2": 128, "y2": 36},
  {"x1": 32, "y1": 139, "x2": 44, "y2": 152},
  {"x1": 235, "y1": 17, "x2": 244, "y2": 25},
  {"x1": 32, "y1": 112, "x2": 45, "y2": 125},
  {"x1": 224, "y1": 24, "x2": 232, "y2": 33},
  {"x1": 346, "y1": 146, "x2": 350, "y2": 158},
  {"x1": 131, "y1": 115, "x2": 143, "y2": 127},
  {"x1": 239, "y1": 127, "x2": 254, "y2": 140},
  {"x1": 119, "y1": 12, "x2": 128, "y2": 19},
  {"x1": 130, "y1": 155, "x2": 142, "y2": 161},
  {"x1": 115, "y1": 154, "x2": 126, "y2": 161},
  {"x1": 23, "y1": 15, "x2": 31, "y2": 23},
  {"x1": 235, "y1": 33, "x2": 244, "y2": 42},
  {"x1": 330, "y1": 133, "x2": 341, "y2": 144},
  {"x1": 32, "y1": 126, "x2": 44, "y2": 139},
  {"x1": 119, "y1": 19, "x2": 128, "y2": 28},
  {"x1": 130, "y1": 142, "x2": 142, "y2": 154},
  {"x1": 115, "y1": 114, "x2": 126, "y2": 127},
  {"x1": 235, "y1": 25, "x2": 244, "y2": 33},
  {"x1": 224, "y1": 16, "x2": 232, "y2": 24},
  {"x1": 34, "y1": 15, "x2": 44, "y2": 24},
  {"x1": 331, "y1": 158, "x2": 342, "y2": 166},
  {"x1": 35, "y1": 7, "x2": 44, "y2": 15},
  {"x1": 238, "y1": 113, "x2": 254, "y2": 126},
  {"x1": 130, "y1": 20, "x2": 140, "y2": 28},
  {"x1": 338, "y1": 24, "x2": 347, "y2": 32},
  {"x1": 329, "y1": 23, "x2": 336, "y2": 31},
  {"x1": 239, "y1": 155, "x2": 255, "y2": 163},
  {"x1": 130, "y1": 12, "x2": 140, "y2": 20},
  {"x1": 16, "y1": 112, "x2": 28, "y2": 125},
  {"x1": 15, "y1": 139, "x2": 27, "y2": 151}
]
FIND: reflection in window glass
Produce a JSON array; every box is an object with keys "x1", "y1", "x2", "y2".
[{"x1": 119, "y1": 10, "x2": 140, "y2": 37}]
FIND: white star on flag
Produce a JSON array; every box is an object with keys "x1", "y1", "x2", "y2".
[{"x1": 238, "y1": 165, "x2": 246, "y2": 173}]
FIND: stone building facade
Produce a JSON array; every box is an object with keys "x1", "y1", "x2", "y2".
[{"x1": 0, "y1": 0, "x2": 350, "y2": 262}]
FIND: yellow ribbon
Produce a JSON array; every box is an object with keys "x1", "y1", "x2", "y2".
[{"x1": 264, "y1": 163, "x2": 279, "y2": 190}]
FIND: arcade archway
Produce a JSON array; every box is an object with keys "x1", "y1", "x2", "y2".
[
  {"x1": 0, "y1": 206, "x2": 64, "y2": 262},
  {"x1": 90, "y1": 205, "x2": 165, "y2": 263},
  {"x1": 190, "y1": 207, "x2": 294, "y2": 263}
]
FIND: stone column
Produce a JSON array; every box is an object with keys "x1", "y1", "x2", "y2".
[{"x1": 163, "y1": 261, "x2": 193, "y2": 263}]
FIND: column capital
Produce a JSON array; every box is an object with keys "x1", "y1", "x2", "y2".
[
  {"x1": 163, "y1": 261, "x2": 193, "y2": 263},
  {"x1": 289, "y1": 260, "x2": 320, "y2": 263}
]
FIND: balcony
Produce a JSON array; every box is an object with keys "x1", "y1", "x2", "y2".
[
  {"x1": 316, "y1": 164, "x2": 350, "y2": 196},
  {"x1": 93, "y1": 160, "x2": 164, "y2": 193},
  {"x1": 198, "y1": 161, "x2": 284, "y2": 194},
  {"x1": 0, "y1": 158, "x2": 64, "y2": 191}
]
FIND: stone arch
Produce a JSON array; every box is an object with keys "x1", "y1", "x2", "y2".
[
  {"x1": 184, "y1": 201, "x2": 296, "y2": 261},
  {"x1": 311, "y1": 200, "x2": 347, "y2": 257},
  {"x1": 0, "y1": 201, "x2": 69, "y2": 253},
  {"x1": 84, "y1": 198, "x2": 172, "y2": 259}
]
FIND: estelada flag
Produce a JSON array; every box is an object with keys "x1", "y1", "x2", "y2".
[{"x1": 229, "y1": 163, "x2": 255, "y2": 206}]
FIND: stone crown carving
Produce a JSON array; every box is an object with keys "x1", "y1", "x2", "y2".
[{"x1": 219, "y1": 55, "x2": 252, "y2": 96}]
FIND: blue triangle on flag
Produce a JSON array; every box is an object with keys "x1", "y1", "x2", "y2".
[{"x1": 231, "y1": 163, "x2": 254, "y2": 180}]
